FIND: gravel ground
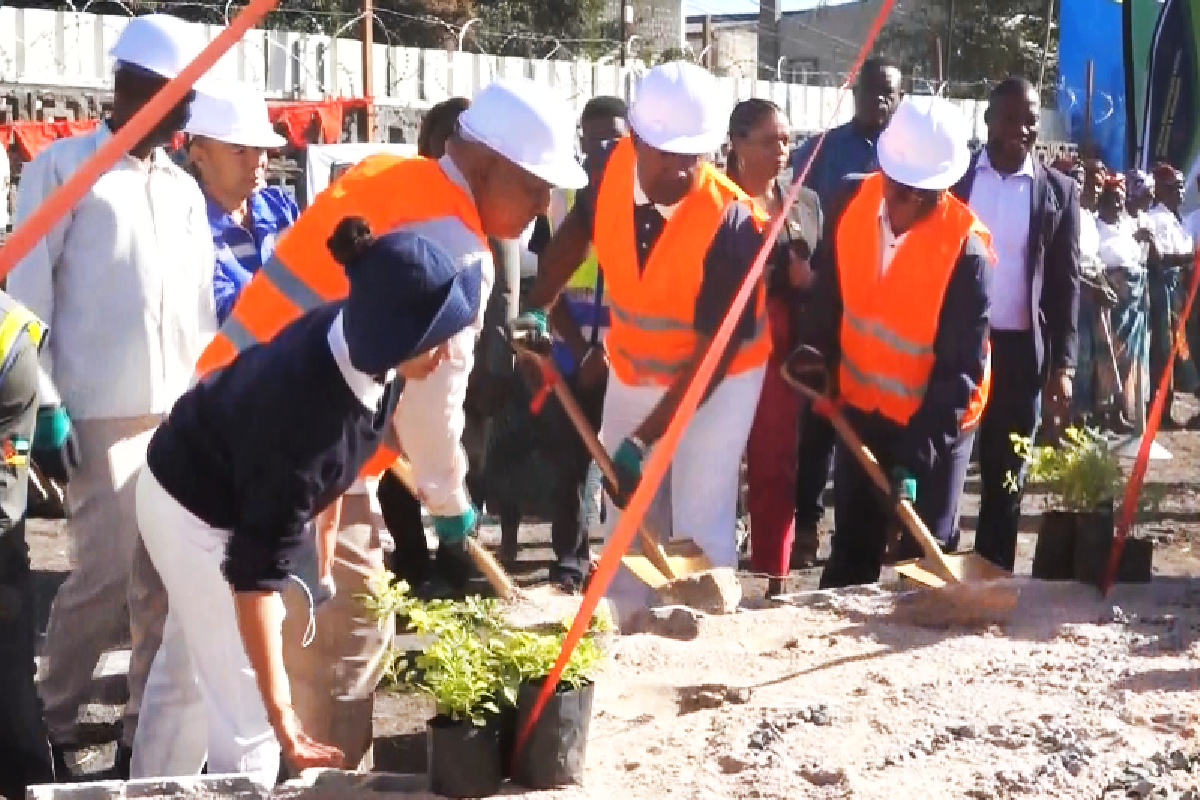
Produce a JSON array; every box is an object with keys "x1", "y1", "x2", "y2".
[{"x1": 26, "y1": 410, "x2": 1200, "y2": 797}]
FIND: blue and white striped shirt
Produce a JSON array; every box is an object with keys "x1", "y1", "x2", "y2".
[{"x1": 207, "y1": 186, "x2": 300, "y2": 323}]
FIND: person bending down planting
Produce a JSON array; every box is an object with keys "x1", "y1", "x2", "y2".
[
  {"x1": 129, "y1": 220, "x2": 481, "y2": 783},
  {"x1": 522, "y1": 61, "x2": 770, "y2": 626}
]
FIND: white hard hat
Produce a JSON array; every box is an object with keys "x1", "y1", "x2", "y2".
[
  {"x1": 110, "y1": 13, "x2": 205, "y2": 81},
  {"x1": 457, "y1": 78, "x2": 588, "y2": 190},
  {"x1": 877, "y1": 96, "x2": 971, "y2": 191},
  {"x1": 184, "y1": 81, "x2": 286, "y2": 148},
  {"x1": 628, "y1": 61, "x2": 726, "y2": 155}
]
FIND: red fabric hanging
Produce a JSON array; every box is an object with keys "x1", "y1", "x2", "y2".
[
  {"x1": 266, "y1": 98, "x2": 371, "y2": 147},
  {"x1": 2, "y1": 119, "x2": 102, "y2": 160}
]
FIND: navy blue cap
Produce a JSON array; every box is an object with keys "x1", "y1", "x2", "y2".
[{"x1": 343, "y1": 230, "x2": 482, "y2": 375}]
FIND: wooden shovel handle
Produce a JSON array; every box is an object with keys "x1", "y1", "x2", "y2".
[
  {"x1": 387, "y1": 457, "x2": 519, "y2": 601},
  {"x1": 517, "y1": 347, "x2": 680, "y2": 581},
  {"x1": 780, "y1": 363, "x2": 959, "y2": 583}
]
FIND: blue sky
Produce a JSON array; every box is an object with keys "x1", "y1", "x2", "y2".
[{"x1": 682, "y1": 0, "x2": 851, "y2": 17}]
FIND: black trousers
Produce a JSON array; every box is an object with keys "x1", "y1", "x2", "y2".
[
  {"x1": 538, "y1": 371, "x2": 607, "y2": 582},
  {"x1": 820, "y1": 408, "x2": 973, "y2": 589},
  {"x1": 378, "y1": 472, "x2": 473, "y2": 591},
  {"x1": 0, "y1": 342, "x2": 55, "y2": 799},
  {"x1": 974, "y1": 330, "x2": 1042, "y2": 571},
  {"x1": 794, "y1": 403, "x2": 836, "y2": 530}
]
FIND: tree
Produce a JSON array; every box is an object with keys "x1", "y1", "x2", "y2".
[{"x1": 875, "y1": 0, "x2": 1058, "y2": 102}]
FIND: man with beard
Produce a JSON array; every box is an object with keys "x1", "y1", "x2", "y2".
[
  {"x1": 950, "y1": 76, "x2": 1081, "y2": 571},
  {"x1": 788, "y1": 57, "x2": 904, "y2": 569},
  {"x1": 9, "y1": 14, "x2": 215, "y2": 779}
]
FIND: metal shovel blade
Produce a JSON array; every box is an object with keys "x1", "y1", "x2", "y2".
[
  {"x1": 894, "y1": 553, "x2": 1021, "y2": 618},
  {"x1": 621, "y1": 539, "x2": 714, "y2": 590}
]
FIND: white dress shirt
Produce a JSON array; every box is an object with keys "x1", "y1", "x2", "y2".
[
  {"x1": 967, "y1": 149, "x2": 1035, "y2": 331},
  {"x1": 9, "y1": 125, "x2": 217, "y2": 420}
]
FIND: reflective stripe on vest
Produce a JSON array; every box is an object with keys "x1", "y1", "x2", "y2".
[
  {"x1": 0, "y1": 300, "x2": 45, "y2": 386},
  {"x1": 836, "y1": 173, "x2": 993, "y2": 430},
  {"x1": 194, "y1": 153, "x2": 487, "y2": 479},
  {"x1": 593, "y1": 136, "x2": 771, "y2": 387}
]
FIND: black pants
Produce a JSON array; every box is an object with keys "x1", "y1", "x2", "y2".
[
  {"x1": 539, "y1": 371, "x2": 607, "y2": 582},
  {"x1": 974, "y1": 331, "x2": 1042, "y2": 571},
  {"x1": 794, "y1": 402, "x2": 836, "y2": 530},
  {"x1": 0, "y1": 342, "x2": 55, "y2": 799},
  {"x1": 378, "y1": 472, "x2": 473, "y2": 591},
  {"x1": 820, "y1": 408, "x2": 973, "y2": 589}
]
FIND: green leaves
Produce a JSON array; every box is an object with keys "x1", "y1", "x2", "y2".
[
  {"x1": 1007, "y1": 426, "x2": 1162, "y2": 515},
  {"x1": 364, "y1": 575, "x2": 606, "y2": 723}
]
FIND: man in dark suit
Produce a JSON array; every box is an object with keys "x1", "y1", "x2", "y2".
[{"x1": 951, "y1": 76, "x2": 1081, "y2": 571}]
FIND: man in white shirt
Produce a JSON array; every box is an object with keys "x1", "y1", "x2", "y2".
[
  {"x1": 949, "y1": 77, "x2": 1081, "y2": 572},
  {"x1": 8, "y1": 14, "x2": 216, "y2": 777}
]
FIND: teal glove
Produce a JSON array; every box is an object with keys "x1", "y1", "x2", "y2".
[
  {"x1": 606, "y1": 438, "x2": 646, "y2": 510},
  {"x1": 890, "y1": 467, "x2": 917, "y2": 505},
  {"x1": 511, "y1": 309, "x2": 548, "y2": 339},
  {"x1": 432, "y1": 506, "x2": 478, "y2": 544},
  {"x1": 33, "y1": 405, "x2": 80, "y2": 484},
  {"x1": 33, "y1": 405, "x2": 71, "y2": 451}
]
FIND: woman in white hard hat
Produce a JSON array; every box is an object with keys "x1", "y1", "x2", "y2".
[
  {"x1": 787, "y1": 96, "x2": 993, "y2": 588},
  {"x1": 184, "y1": 81, "x2": 299, "y2": 323},
  {"x1": 522, "y1": 61, "x2": 771, "y2": 624}
]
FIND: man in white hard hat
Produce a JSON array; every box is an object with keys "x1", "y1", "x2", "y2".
[
  {"x1": 787, "y1": 96, "x2": 994, "y2": 588},
  {"x1": 523, "y1": 61, "x2": 771, "y2": 625},
  {"x1": 183, "y1": 81, "x2": 297, "y2": 322},
  {"x1": 135, "y1": 77, "x2": 584, "y2": 779},
  {"x1": 9, "y1": 13, "x2": 215, "y2": 778}
]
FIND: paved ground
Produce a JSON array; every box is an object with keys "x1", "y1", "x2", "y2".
[{"x1": 25, "y1": 402, "x2": 1200, "y2": 782}]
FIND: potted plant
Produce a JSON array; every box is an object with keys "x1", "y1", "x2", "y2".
[
  {"x1": 493, "y1": 612, "x2": 611, "y2": 789},
  {"x1": 412, "y1": 622, "x2": 505, "y2": 798},
  {"x1": 1010, "y1": 427, "x2": 1157, "y2": 586}
]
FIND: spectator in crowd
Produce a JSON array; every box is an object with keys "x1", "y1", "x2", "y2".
[
  {"x1": 1097, "y1": 174, "x2": 1152, "y2": 426},
  {"x1": 1145, "y1": 163, "x2": 1197, "y2": 427},
  {"x1": 725, "y1": 98, "x2": 821, "y2": 597},
  {"x1": 791, "y1": 96, "x2": 990, "y2": 588},
  {"x1": 788, "y1": 56, "x2": 904, "y2": 569},
  {"x1": 9, "y1": 15, "x2": 216, "y2": 779},
  {"x1": 951, "y1": 76, "x2": 1080, "y2": 572},
  {"x1": 1127, "y1": 169, "x2": 1156, "y2": 224},
  {"x1": 416, "y1": 96, "x2": 470, "y2": 159},
  {"x1": 520, "y1": 95, "x2": 629, "y2": 593},
  {"x1": 184, "y1": 82, "x2": 298, "y2": 323},
  {"x1": 1074, "y1": 160, "x2": 1127, "y2": 431}
]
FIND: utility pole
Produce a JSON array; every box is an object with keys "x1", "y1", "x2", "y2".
[
  {"x1": 702, "y1": 14, "x2": 712, "y2": 69},
  {"x1": 620, "y1": 0, "x2": 629, "y2": 66},
  {"x1": 362, "y1": 0, "x2": 375, "y2": 141},
  {"x1": 944, "y1": 0, "x2": 956, "y2": 86}
]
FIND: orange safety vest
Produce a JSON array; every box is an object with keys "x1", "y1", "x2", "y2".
[
  {"x1": 836, "y1": 173, "x2": 992, "y2": 431},
  {"x1": 194, "y1": 153, "x2": 487, "y2": 478},
  {"x1": 594, "y1": 136, "x2": 772, "y2": 388}
]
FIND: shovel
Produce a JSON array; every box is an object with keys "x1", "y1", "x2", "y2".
[
  {"x1": 513, "y1": 344, "x2": 714, "y2": 590},
  {"x1": 780, "y1": 357, "x2": 1019, "y2": 614}
]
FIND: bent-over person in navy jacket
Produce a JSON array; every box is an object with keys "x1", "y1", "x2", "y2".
[{"x1": 128, "y1": 218, "x2": 482, "y2": 785}]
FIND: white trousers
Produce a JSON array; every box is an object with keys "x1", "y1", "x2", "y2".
[
  {"x1": 599, "y1": 366, "x2": 765, "y2": 625},
  {"x1": 130, "y1": 467, "x2": 280, "y2": 786}
]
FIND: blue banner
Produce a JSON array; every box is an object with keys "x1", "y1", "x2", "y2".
[{"x1": 1059, "y1": 0, "x2": 1127, "y2": 168}]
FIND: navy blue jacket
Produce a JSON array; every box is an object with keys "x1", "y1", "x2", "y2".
[
  {"x1": 951, "y1": 152, "x2": 1080, "y2": 377},
  {"x1": 147, "y1": 303, "x2": 402, "y2": 593},
  {"x1": 801, "y1": 174, "x2": 992, "y2": 477}
]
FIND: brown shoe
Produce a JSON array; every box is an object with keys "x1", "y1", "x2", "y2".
[{"x1": 790, "y1": 525, "x2": 820, "y2": 569}]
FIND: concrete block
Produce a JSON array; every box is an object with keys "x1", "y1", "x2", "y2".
[{"x1": 276, "y1": 769, "x2": 426, "y2": 796}]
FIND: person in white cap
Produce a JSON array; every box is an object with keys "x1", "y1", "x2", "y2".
[
  {"x1": 183, "y1": 81, "x2": 298, "y2": 323},
  {"x1": 523, "y1": 61, "x2": 772, "y2": 625},
  {"x1": 786, "y1": 96, "x2": 993, "y2": 589},
  {"x1": 8, "y1": 13, "x2": 216, "y2": 778},
  {"x1": 132, "y1": 76, "x2": 584, "y2": 779}
]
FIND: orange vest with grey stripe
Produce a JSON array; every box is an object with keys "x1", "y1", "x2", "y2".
[
  {"x1": 593, "y1": 137, "x2": 772, "y2": 387},
  {"x1": 194, "y1": 154, "x2": 487, "y2": 478},
  {"x1": 836, "y1": 172, "x2": 992, "y2": 431}
]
